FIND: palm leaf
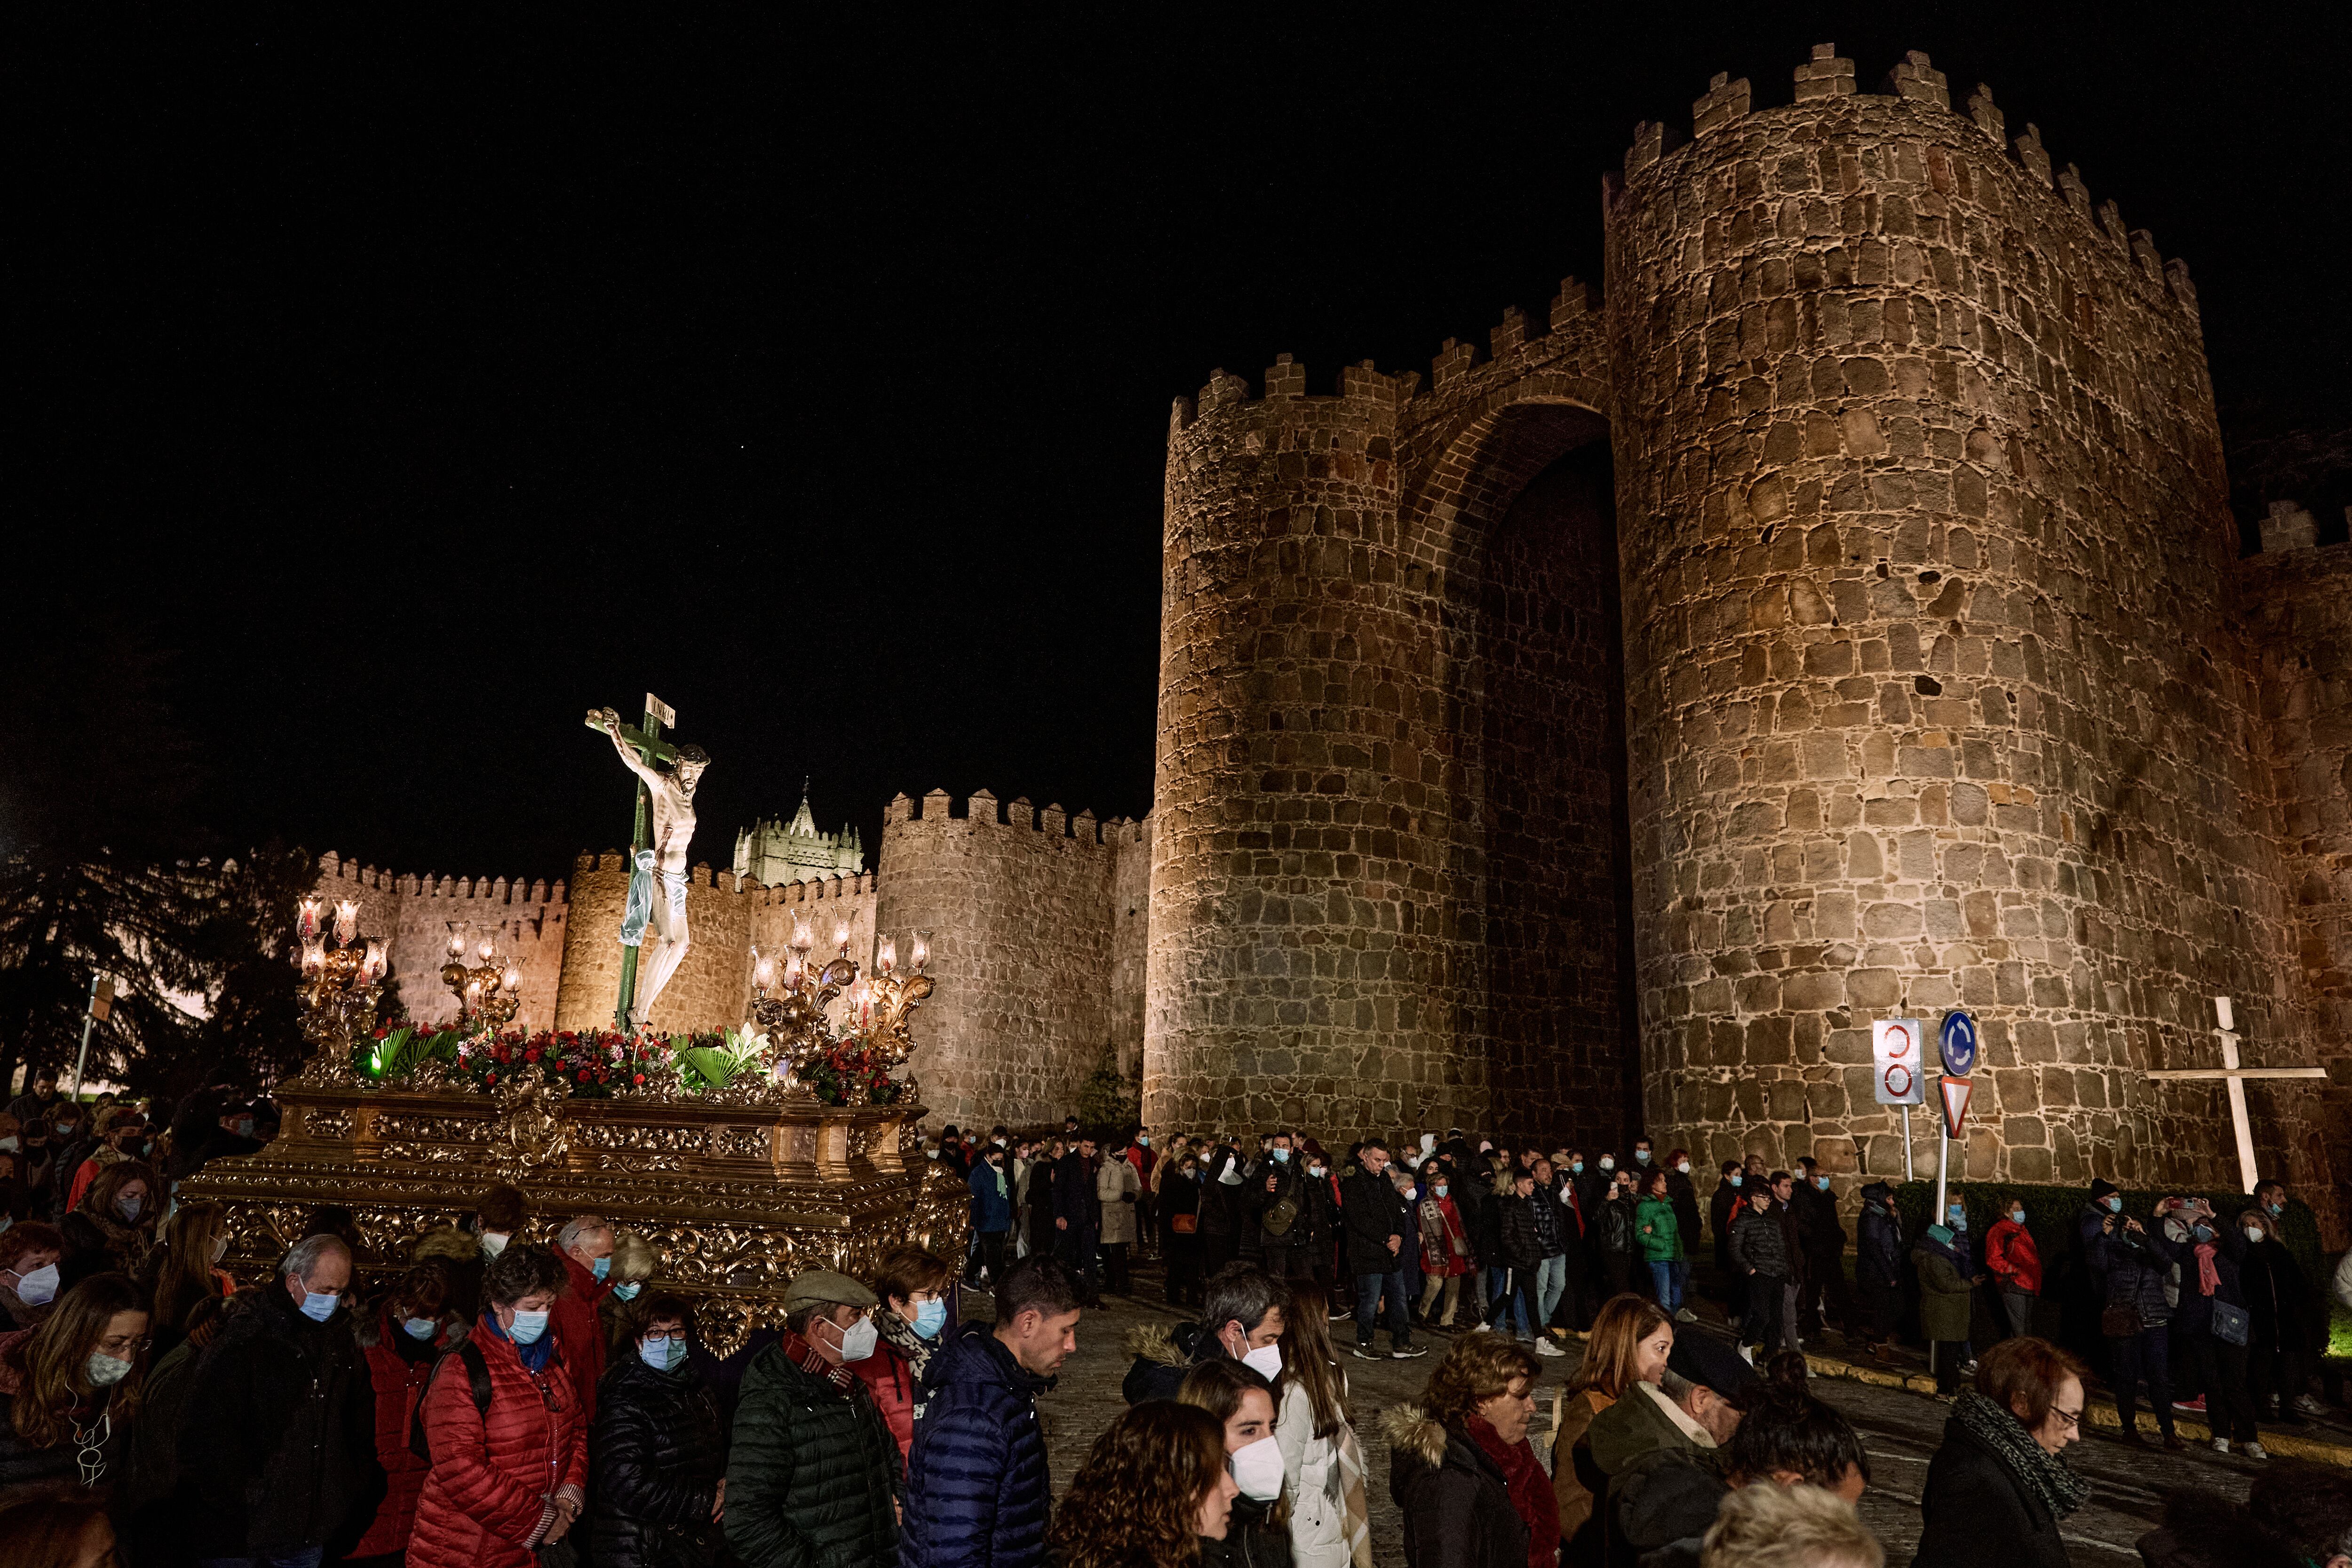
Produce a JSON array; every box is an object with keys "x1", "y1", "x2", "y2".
[{"x1": 676, "y1": 1045, "x2": 747, "y2": 1090}]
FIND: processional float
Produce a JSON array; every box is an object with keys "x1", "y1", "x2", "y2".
[{"x1": 179, "y1": 697, "x2": 963, "y2": 1353}]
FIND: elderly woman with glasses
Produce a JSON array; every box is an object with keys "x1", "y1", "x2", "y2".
[
  {"x1": 591, "y1": 1293, "x2": 727, "y2": 1568},
  {"x1": 1915, "y1": 1336, "x2": 2091, "y2": 1568},
  {"x1": 0, "y1": 1271, "x2": 149, "y2": 1494}
]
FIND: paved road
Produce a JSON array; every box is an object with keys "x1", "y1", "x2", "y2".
[{"x1": 974, "y1": 1268, "x2": 2293, "y2": 1566}]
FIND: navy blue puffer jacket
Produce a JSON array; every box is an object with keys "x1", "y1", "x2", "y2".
[{"x1": 900, "y1": 1321, "x2": 1050, "y2": 1568}]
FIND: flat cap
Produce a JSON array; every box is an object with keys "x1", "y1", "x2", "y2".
[{"x1": 783, "y1": 1269, "x2": 877, "y2": 1314}]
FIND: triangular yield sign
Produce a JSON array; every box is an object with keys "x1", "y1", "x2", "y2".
[{"x1": 1939, "y1": 1076, "x2": 1973, "y2": 1140}]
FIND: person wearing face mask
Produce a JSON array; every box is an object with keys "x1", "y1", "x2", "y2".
[
  {"x1": 1386, "y1": 1335, "x2": 1559, "y2": 1568},
  {"x1": 59, "y1": 1157, "x2": 158, "y2": 1287},
  {"x1": 1914, "y1": 1204, "x2": 1981, "y2": 1396},
  {"x1": 1251, "y1": 1130, "x2": 1315, "y2": 1286},
  {"x1": 411, "y1": 1182, "x2": 530, "y2": 1323},
  {"x1": 850, "y1": 1243, "x2": 954, "y2": 1462},
  {"x1": 725, "y1": 1269, "x2": 900, "y2": 1565},
  {"x1": 1179, "y1": 1359, "x2": 1298, "y2": 1566},
  {"x1": 1099, "y1": 1131, "x2": 1146, "y2": 1296},
  {"x1": 142, "y1": 1197, "x2": 233, "y2": 1361},
  {"x1": 1790, "y1": 1158, "x2": 1851, "y2": 1340},
  {"x1": 1415, "y1": 1161, "x2": 1478, "y2": 1331},
  {"x1": 1983, "y1": 1199, "x2": 2043, "y2": 1342},
  {"x1": 344, "y1": 1262, "x2": 467, "y2": 1566},
  {"x1": 548, "y1": 1213, "x2": 617, "y2": 1425},
  {"x1": 2084, "y1": 1192, "x2": 2188, "y2": 1449},
  {"x1": 407, "y1": 1242, "x2": 588, "y2": 1568},
  {"x1": 1043, "y1": 1401, "x2": 1238, "y2": 1568},
  {"x1": 2239, "y1": 1184, "x2": 2325, "y2": 1425},
  {"x1": 175, "y1": 1233, "x2": 373, "y2": 1565},
  {"x1": 1708, "y1": 1161, "x2": 1747, "y2": 1319},
  {"x1": 2153, "y1": 1196, "x2": 2262, "y2": 1457},
  {"x1": 593, "y1": 1294, "x2": 727, "y2": 1568},
  {"x1": 1851, "y1": 1183, "x2": 1904, "y2": 1360},
  {"x1": 1053, "y1": 1134, "x2": 1107, "y2": 1306},
  {"x1": 1164, "y1": 1153, "x2": 1207, "y2": 1306},
  {"x1": 968, "y1": 1138, "x2": 1015, "y2": 1287},
  {"x1": 0, "y1": 1221, "x2": 67, "y2": 1330},
  {"x1": 64, "y1": 1114, "x2": 149, "y2": 1214},
  {"x1": 0, "y1": 1271, "x2": 148, "y2": 1494},
  {"x1": 596, "y1": 1227, "x2": 660, "y2": 1351},
  {"x1": 1128, "y1": 1261, "x2": 1290, "y2": 1403}
]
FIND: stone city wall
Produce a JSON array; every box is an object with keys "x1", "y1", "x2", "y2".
[
  {"x1": 876, "y1": 791, "x2": 1145, "y2": 1133},
  {"x1": 2240, "y1": 526, "x2": 2352, "y2": 1242},
  {"x1": 1604, "y1": 48, "x2": 2319, "y2": 1193},
  {"x1": 310, "y1": 853, "x2": 569, "y2": 1033}
]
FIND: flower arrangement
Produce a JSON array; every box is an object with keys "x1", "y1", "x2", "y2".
[{"x1": 799, "y1": 1038, "x2": 901, "y2": 1107}]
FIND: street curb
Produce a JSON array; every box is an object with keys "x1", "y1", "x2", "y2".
[{"x1": 1801, "y1": 1351, "x2": 2352, "y2": 1469}]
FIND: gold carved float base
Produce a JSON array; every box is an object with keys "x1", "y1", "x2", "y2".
[{"x1": 178, "y1": 1082, "x2": 969, "y2": 1355}]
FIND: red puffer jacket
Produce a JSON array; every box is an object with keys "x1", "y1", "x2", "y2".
[
  {"x1": 1985, "y1": 1216, "x2": 2042, "y2": 1295},
  {"x1": 548, "y1": 1249, "x2": 610, "y2": 1426},
  {"x1": 349, "y1": 1310, "x2": 468, "y2": 1559},
  {"x1": 405, "y1": 1327, "x2": 587, "y2": 1568},
  {"x1": 848, "y1": 1339, "x2": 921, "y2": 1460}
]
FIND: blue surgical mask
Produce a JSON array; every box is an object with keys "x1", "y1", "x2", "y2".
[
  {"x1": 1947, "y1": 1207, "x2": 1966, "y2": 1230},
  {"x1": 1271, "y1": 1147, "x2": 1290, "y2": 1163},
  {"x1": 2192, "y1": 1224, "x2": 2213, "y2": 1241},
  {"x1": 508, "y1": 1308, "x2": 551, "y2": 1345},
  {"x1": 301, "y1": 1290, "x2": 341, "y2": 1322},
  {"x1": 117, "y1": 1194, "x2": 144, "y2": 1222},
  {"x1": 2104, "y1": 1195, "x2": 2122, "y2": 1213},
  {"x1": 639, "y1": 1336, "x2": 685, "y2": 1372},
  {"x1": 913, "y1": 1298, "x2": 949, "y2": 1339},
  {"x1": 1815, "y1": 1176, "x2": 1831, "y2": 1191},
  {"x1": 591, "y1": 1255, "x2": 612, "y2": 1282},
  {"x1": 1728, "y1": 1173, "x2": 1742, "y2": 1187},
  {"x1": 2009, "y1": 1210, "x2": 2026, "y2": 1226},
  {"x1": 403, "y1": 1316, "x2": 439, "y2": 1341},
  {"x1": 1571, "y1": 1161, "x2": 1584, "y2": 1175},
  {"x1": 2265, "y1": 1202, "x2": 2284, "y2": 1217},
  {"x1": 612, "y1": 1281, "x2": 642, "y2": 1301},
  {"x1": 1635, "y1": 1150, "x2": 1651, "y2": 1164}
]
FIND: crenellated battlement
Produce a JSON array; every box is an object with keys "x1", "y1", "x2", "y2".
[
  {"x1": 315, "y1": 851, "x2": 564, "y2": 909},
  {"x1": 1613, "y1": 42, "x2": 2199, "y2": 317},
  {"x1": 885, "y1": 788, "x2": 1143, "y2": 848}
]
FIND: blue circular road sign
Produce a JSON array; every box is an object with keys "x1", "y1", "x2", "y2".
[{"x1": 1939, "y1": 1011, "x2": 1979, "y2": 1076}]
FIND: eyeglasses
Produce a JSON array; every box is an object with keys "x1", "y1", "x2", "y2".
[
  {"x1": 96, "y1": 1333, "x2": 151, "y2": 1357},
  {"x1": 640, "y1": 1330, "x2": 685, "y2": 1345},
  {"x1": 2050, "y1": 1406, "x2": 2083, "y2": 1430}
]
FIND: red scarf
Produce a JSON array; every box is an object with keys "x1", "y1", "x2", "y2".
[
  {"x1": 2193, "y1": 1240, "x2": 2220, "y2": 1297},
  {"x1": 1467, "y1": 1415, "x2": 1559, "y2": 1568},
  {"x1": 779, "y1": 1329, "x2": 859, "y2": 1395}
]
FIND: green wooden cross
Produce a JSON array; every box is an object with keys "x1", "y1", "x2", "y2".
[{"x1": 586, "y1": 692, "x2": 680, "y2": 1031}]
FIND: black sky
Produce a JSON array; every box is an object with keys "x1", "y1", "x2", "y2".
[{"x1": 11, "y1": 4, "x2": 2348, "y2": 884}]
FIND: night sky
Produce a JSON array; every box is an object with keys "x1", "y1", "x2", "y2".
[{"x1": 13, "y1": 6, "x2": 2347, "y2": 884}]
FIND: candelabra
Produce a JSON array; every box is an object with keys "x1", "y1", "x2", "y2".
[
  {"x1": 442, "y1": 926, "x2": 524, "y2": 1034},
  {"x1": 748, "y1": 917, "x2": 933, "y2": 1099},
  {"x1": 295, "y1": 896, "x2": 387, "y2": 1073}
]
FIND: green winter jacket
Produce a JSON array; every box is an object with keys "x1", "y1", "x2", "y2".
[
  {"x1": 1914, "y1": 1232, "x2": 1975, "y2": 1343},
  {"x1": 724, "y1": 1341, "x2": 903, "y2": 1568},
  {"x1": 1635, "y1": 1196, "x2": 1683, "y2": 1263}
]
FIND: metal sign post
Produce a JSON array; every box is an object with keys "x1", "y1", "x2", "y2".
[
  {"x1": 69, "y1": 974, "x2": 114, "y2": 1100},
  {"x1": 1873, "y1": 1019, "x2": 1925, "y2": 1185}
]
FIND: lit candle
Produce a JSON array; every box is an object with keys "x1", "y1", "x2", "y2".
[
  {"x1": 501, "y1": 961, "x2": 523, "y2": 993},
  {"x1": 784, "y1": 953, "x2": 804, "y2": 990},
  {"x1": 876, "y1": 934, "x2": 896, "y2": 975},
  {"x1": 333, "y1": 899, "x2": 360, "y2": 946},
  {"x1": 832, "y1": 916, "x2": 851, "y2": 955},
  {"x1": 477, "y1": 934, "x2": 495, "y2": 964},
  {"x1": 301, "y1": 938, "x2": 326, "y2": 977},
  {"x1": 789, "y1": 916, "x2": 814, "y2": 954},
  {"x1": 910, "y1": 930, "x2": 930, "y2": 974},
  {"x1": 465, "y1": 978, "x2": 483, "y2": 1007},
  {"x1": 362, "y1": 940, "x2": 388, "y2": 984},
  {"x1": 296, "y1": 897, "x2": 323, "y2": 941},
  {"x1": 753, "y1": 947, "x2": 775, "y2": 992},
  {"x1": 448, "y1": 929, "x2": 466, "y2": 959}
]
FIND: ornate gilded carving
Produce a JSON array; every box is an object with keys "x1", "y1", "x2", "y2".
[
  {"x1": 713, "y1": 1126, "x2": 771, "y2": 1160},
  {"x1": 374, "y1": 1114, "x2": 489, "y2": 1144},
  {"x1": 305, "y1": 1108, "x2": 355, "y2": 1140},
  {"x1": 493, "y1": 1073, "x2": 571, "y2": 1177}
]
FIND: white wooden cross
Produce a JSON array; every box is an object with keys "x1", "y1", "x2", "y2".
[{"x1": 2143, "y1": 996, "x2": 2327, "y2": 1193}]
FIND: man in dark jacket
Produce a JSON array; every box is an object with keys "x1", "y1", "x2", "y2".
[
  {"x1": 1249, "y1": 1130, "x2": 1314, "y2": 1281},
  {"x1": 2082, "y1": 1188, "x2": 2187, "y2": 1448},
  {"x1": 1728, "y1": 1185, "x2": 1790, "y2": 1356},
  {"x1": 596, "y1": 1294, "x2": 726, "y2": 1568},
  {"x1": 1340, "y1": 1138, "x2": 1424, "y2": 1361},
  {"x1": 1595, "y1": 1168, "x2": 1640, "y2": 1299},
  {"x1": 1791, "y1": 1157, "x2": 1851, "y2": 1338},
  {"x1": 1122, "y1": 1261, "x2": 1288, "y2": 1405},
  {"x1": 725, "y1": 1269, "x2": 901, "y2": 1567},
  {"x1": 175, "y1": 1234, "x2": 374, "y2": 1567},
  {"x1": 1052, "y1": 1135, "x2": 1103, "y2": 1301},
  {"x1": 1708, "y1": 1162, "x2": 1746, "y2": 1315},
  {"x1": 903, "y1": 1257, "x2": 1081, "y2": 1568},
  {"x1": 1492, "y1": 1170, "x2": 1545, "y2": 1342},
  {"x1": 1853, "y1": 1182, "x2": 1904, "y2": 1356}
]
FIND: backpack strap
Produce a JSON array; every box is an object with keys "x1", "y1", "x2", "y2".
[{"x1": 407, "y1": 1340, "x2": 497, "y2": 1462}]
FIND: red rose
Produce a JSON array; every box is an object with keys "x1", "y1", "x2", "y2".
[
  {"x1": 524, "y1": 1046, "x2": 541, "y2": 1063},
  {"x1": 486, "y1": 1071, "x2": 498, "y2": 1085},
  {"x1": 493, "y1": 1043, "x2": 510, "y2": 1063},
  {"x1": 576, "y1": 1069, "x2": 589, "y2": 1082},
  {"x1": 373, "y1": 1027, "x2": 389, "y2": 1039},
  {"x1": 632, "y1": 1072, "x2": 645, "y2": 1085}
]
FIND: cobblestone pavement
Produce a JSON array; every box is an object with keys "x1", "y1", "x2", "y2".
[{"x1": 963, "y1": 1264, "x2": 2331, "y2": 1567}]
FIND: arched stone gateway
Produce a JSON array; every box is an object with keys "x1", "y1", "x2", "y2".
[{"x1": 1145, "y1": 44, "x2": 2340, "y2": 1228}]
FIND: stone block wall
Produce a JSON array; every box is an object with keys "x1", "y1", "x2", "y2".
[
  {"x1": 311, "y1": 853, "x2": 568, "y2": 1032},
  {"x1": 876, "y1": 791, "x2": 1141, "y2": 1133},
  {"x1": 1602, "y1": 47, "x2": 2314, "y2": 1191},
  {"x1": 2240, "y1": 533, "x2": 2352, "y2": 1242}
]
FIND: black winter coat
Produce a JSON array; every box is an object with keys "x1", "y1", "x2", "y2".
[
  {"x1": 1792, "y1": 1181, "x2": 1845, "y2": 1258},
  {"x1": 175, "y1": 1285, "x2": 375, "y2": 1556},
  {"x1": 1053, "y1": 1151, "x2": 1102, "y2": 1236},
  {"x1": 594, "y1": 1354, "x2": 727, "y2": 1568},
  {"x1": 1664, "y1": 1170, "x2": 1701, "y2": 1258},
  {"x1": 1388, "y1": 1424, "x2": 1529, "y2": 1568},
  {"x1": 1912, "y1": 1410, "x2": 2068, "y2": 1568},
  {"x1": 723, "y1": 1341, "x2": 901, "y2": 1568},
  {"x1": 1728, "y1": 1206, "x2": 1789, "y2": 1281},
  {"x1": 1855, "y1": 1203, "x2": 1904, "y2": 1290},
  {"x1": 1195, "y1": 1493, "x2": 1295, "y2": 1568},
  {"x1": 1250, "y1": 1159, "x2": 1311, "y2": 1250},
  {"x1": 2090, "y1": 1223, "x2": 2183, "y2": 1325},
  {"x1": 2170, "y1": 1225, "x2": 2248, "y2": 1340},
  {"x1": 1340, "y1": 1168, "x2": 1411, "y2": 1275},
  {"x1": 2239, "y1": 1232, "x2": 2315, "y2": 1346},
  {"x1": 1707, "y1": 1180, "x2": 1741, "y2": 1264},
  {"x1": 1497, "y1": 1194, "x2": 1542, "y2": 1271}
]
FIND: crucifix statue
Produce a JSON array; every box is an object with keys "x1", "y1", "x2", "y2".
[
  {"x1": 585, "y1": 694, "x2": 710, "y2": 1031},
  {"x1": 2143, "y1": 995, "x2": 2326, "y2": 1192}
]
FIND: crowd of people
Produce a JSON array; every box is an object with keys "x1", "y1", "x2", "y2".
[{"x1": 0, "y1": 1085, "x2": 2345, "y2": 1568}]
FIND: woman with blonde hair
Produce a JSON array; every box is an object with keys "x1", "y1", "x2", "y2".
[
  {"x1": 1045, "y1": 1400, "x2": 1240, "y2": 1568},
  {"x1": 143, "y1": 1198, "x2": 233, "y2": 1359},
  {"x1": 1273, "y1": 1279, "x2": 1372, "y2": 1568},
  {"x1": 1385, "y1": 1333, "x2": 1557, "y2": 1568},
  {"x1": 0, "y1": 1272, "x2": 149, "y2": 1493},
  {"x1": 1700, "y1": 1482, "x2": 1883, "y2": 1568},
  {"x1": 59, "y1": 1159, "x2": 159, "y2": 1284},
  {"x1": 1557, "y1": 1293, "x2": 1672, "y2": 1567}
]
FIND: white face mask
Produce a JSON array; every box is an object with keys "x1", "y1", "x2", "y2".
[
  {"x1": 1676, "y1": 1161, "x2": 1690, "y2": 1174},
  {"x1": 15, "y1": 1263, "x2": 60, "y2": 1306},
  {"x1": 2245, "y1": 1226, "x2": 2265, "y2": 1243},
  {"x1": 1240, "y1": 1342, "x2": 1283, "y2": 1382},
  {"x1": 834, "y1": 1314, "x2": 878, "y2": 1363},
  {"x1": 1598, "y1": 1157, "x2": 1614, "y2": 1170},
  {"x1": 1231, "y1": 1434, "x2": 1285, "y2": 1501},
  {"x1": 480, "y1": 1232, "x2": 510, "y2": 1259}
]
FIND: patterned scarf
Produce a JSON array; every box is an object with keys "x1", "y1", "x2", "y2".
[
  {"x1": 1954, "y1": 1389, "x2": 2090, "y2": 1520},
  {"x1": 1335, "y1": 1422, "x2": 1372, "y2": 1568},
  {"x1": 780, "y1": 1329, "x2": 858, "y2": 1395},
  {"x1": 873, "y1": 1305, "x2": 934, "y2": 1385}
]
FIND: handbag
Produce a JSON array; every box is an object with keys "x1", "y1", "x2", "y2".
[
  {"x1": 2101, "y1": 1302, "x2": 2144, "y2": 1338},
  {"x1": 1170, "y1": 1213, "x2": 1197, "y2": 1234},
  {"x1": 2210, "y1": 1300, "x2": 2250, "y2": 1346}
]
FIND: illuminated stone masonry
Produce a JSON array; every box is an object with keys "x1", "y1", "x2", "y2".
[{"x1": 1144, "y1": 42, "x2": 2344, "y2": 1237}]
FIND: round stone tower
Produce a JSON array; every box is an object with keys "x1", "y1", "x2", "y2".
[
  {"x1": 1148, "y1": 358, "x2": 1492, "y2": 1135},
  {"x1": 1602, "y1": 49, "x2": 2307, "y2": 1183}
]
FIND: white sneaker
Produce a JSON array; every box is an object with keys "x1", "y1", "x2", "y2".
[
  {"x1": 2243, "y1": 1441, "x2": 2270, "y2": 1460},
  {"x1": 1535, "y1": 1339, "x2": 1566, "y2": 1357},
  {"x1": 2292, "y1": 1395, "x2": 2328, "y2": 1417},
  {"x1": 1468, "y1": 1321, "x2": 1493, "y2": 1332},
  {"x1": 2210, "y1": 1438, "x2": 2230, "y2": 1455},
  {"x1": 1674, "y1": 1308, "x2": 1698, "y2": 1323}
]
